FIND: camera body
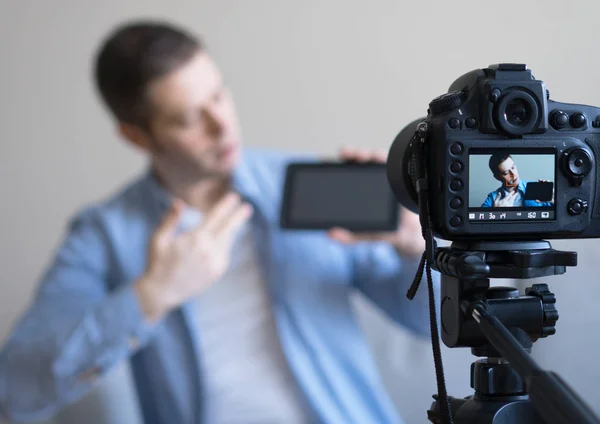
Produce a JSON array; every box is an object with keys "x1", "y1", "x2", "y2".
[
  {"x1": 411, "y1": 63, "x2": 600, "y2": 241},
  {"x1": 386, "y1": 65, "x2": 600, "y2": 424}
]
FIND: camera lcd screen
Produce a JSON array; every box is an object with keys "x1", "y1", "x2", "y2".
[
  {"x1": 468, "y1": 151, "x2": 555, "y2": 222},
  {"x1": 280, "y1": 162, "x2": 399, "y2": 231}
]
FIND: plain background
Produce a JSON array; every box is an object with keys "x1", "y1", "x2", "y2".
[
  {"x1": 2, "y1": 1, "x2": 600, "y2": 423},
  {"x1": 469, "y1": 154, "x2": 555, "y2": 207}
]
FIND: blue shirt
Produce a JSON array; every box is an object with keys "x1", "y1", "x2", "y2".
[
  {"x1": 481, "y1": 180, "x2": 553, "y2": 208},
  {"x1": 0, "y1": 148, "x2": 434, "y2": 424}
]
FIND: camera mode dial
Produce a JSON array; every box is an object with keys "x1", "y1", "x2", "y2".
[
  {"x1": 429, "y1": 90, "x2": 468, "y2": 116},
  {"x1": 525, "y1": 284, "x2": 558, "y2": 338}
]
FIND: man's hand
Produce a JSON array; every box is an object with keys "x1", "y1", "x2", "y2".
[
  {"x1": 327, "y1": 147, "x2": 425, "y2": 258},
  {"x1": 135, "y1": 193, "x2": 253, "y2": 323},
  {"x1": 493, "y1": 190, "x2": 517, "y2": 207}
]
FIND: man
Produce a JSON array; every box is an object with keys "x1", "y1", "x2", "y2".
[
  {"x1": 0, "y1": 20, "x2": 431, "y2": 424},
  {"x1": 481, "y1": 153, "x2": 553, "y2": 208}
]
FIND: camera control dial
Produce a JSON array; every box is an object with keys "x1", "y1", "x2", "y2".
[
  {"x1": 429, "y1": 90, "x2": 468, "y2": 116},
  {"x1": 562, "y1": 148, "x2": 592, "y2": 187}
]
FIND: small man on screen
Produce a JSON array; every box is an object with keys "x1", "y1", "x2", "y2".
[{"x1": 481, "y1": 153, "x2": 553, "y2": 208}]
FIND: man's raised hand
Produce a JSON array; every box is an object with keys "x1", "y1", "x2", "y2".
[{"x1": 135, "y1": 193, "x2": 253, "y2": 323}]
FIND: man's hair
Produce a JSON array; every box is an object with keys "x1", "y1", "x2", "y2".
[
  {"x1": 488, "y1": 153, "x2": 512, "y2": 176},
  {"x1": 94, "y1": 20, "x2": 203, "y2": 125}
]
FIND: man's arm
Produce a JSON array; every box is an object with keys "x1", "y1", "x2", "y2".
[
  {"x1": 0, "y1": 209, "x2": 155, "y2": 423},
  {"x1": 325, "y1": 147, "x2": 439, "y2": 338},
  {"x1": 0, "y1": 191, "x2": 252, "y2": 423},
  {"x1": 349, "y1": 243, "x2": 438, "y2": 339},
  {"x1": 481, "y1": 191, "x2": 495, "y2": 207}
]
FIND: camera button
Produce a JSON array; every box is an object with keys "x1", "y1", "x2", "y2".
[
  {"x1": 450, "y1": 197, "x2": 463, "y2": 209},
  {"x1": 571, "y1": 113, "x2": 587, "y2": 128},
  {"x1": 448, "y1": 118, "x2": 460, "y2": 129},
  {"x1": 465, "y1": 117, "x2": 477, "y2": 129},
  {"x1": 450, "y1": 216, "x2": 463, "y2": 227},
  {"x1": 450, "y1": 179, "x2": 464, "y2": 192},
  {"x1": 450, "y1": 161, "x2": 464, "y2": 174},
  {"x1": 550, "y1": 110, "x2": 569, "y2": 129},
  {"x1": 568, "y1": 199, "x2": 588, "y2": 215},
  {"x1": 450, "y1": 142, "x2": 464, "y2": 155},
  {"x1": 489, "y1": 88, "x2": 501, "y2": 103}
]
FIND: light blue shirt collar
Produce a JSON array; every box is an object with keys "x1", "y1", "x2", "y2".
[{"x1": 143, "y1": 148, "x2": 268, "y2": 221}]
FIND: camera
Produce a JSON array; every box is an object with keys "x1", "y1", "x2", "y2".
[
  {"x1": 386, "y1": 64, "x2": 600, "y2": 424},
  {"x1": 387, "y1": 63, "x2": 599, "y2": 242}
]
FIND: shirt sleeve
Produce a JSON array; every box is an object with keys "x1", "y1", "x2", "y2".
[
  {"x1": 481, "y1": 191, "x2": 495, "y2": 207},
  {"x1": 0, "y1": 209, "x2": 156, "y2": 423},
  {"x1": 349, "y1": 242, "x2": 440, "y2": 339}
]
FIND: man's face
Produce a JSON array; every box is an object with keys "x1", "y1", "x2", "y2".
[
  {"x1": 142, "y1": 51, "x2": 241, "y2": 178},
  {"x1": 495, "y1": 157, "x2": 519, "y2": 188}
]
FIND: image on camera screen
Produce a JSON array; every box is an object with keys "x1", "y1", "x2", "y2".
[{"x1": 468, "y1": 151, "x2": 555, "y2": 222}]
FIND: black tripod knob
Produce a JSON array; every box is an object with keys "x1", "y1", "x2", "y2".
[
  {"x1": 526, "y1": 283, "x2": 559, "y2": 337},
  {"x1": 472, "y1": 359, "x2": 526, "y2": 396}
]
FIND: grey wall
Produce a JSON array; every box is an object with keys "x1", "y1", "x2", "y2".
[{"x1": 2, "y1": 0, "x2": 600, "y2": 423}]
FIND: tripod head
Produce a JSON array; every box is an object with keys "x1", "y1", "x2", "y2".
[
  {"x1": 437, "y1": 240, "x2": 567, "y2": 356},
  {"x1": 423, "y1": 240, "x2": 599, "y2": 424}
]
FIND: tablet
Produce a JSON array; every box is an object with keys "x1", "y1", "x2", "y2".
[
  {"x1": 523, "y1": 181, "x2": 554, "y2": 202},
  {"x1": 280, "y1": 162, "x2": 400, "y2": 231}
]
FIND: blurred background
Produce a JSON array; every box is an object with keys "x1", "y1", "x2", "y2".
[{"x1": 1, "y1": 0, "x2": 599, "y2": 422}]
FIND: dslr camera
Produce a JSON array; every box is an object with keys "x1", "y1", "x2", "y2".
[
  {"x1": 386, "y1": 64, "x2": 600, "y2": 424},
  {"x1": 388, "y1": 63, "x2": 599, "y2": 242}
]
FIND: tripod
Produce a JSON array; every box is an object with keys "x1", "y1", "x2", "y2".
[{"x1": 424, "y1": 240, "x2": 600, "y2": 424}]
